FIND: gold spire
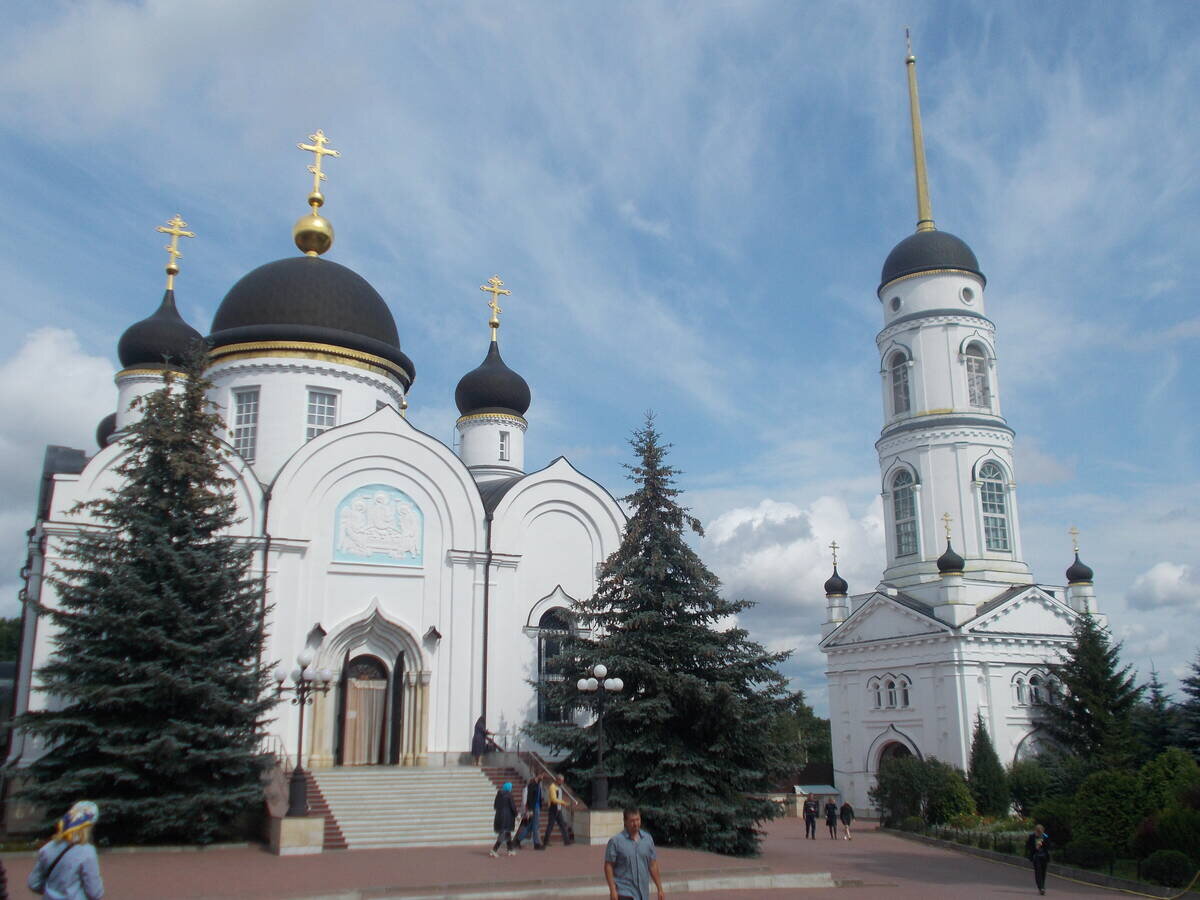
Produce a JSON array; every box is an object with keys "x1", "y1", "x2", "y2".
[
  {"x1": 293, "y1": 129, "x2": 341, "y2": 256},
  {"x1": 156, "y1": 215, "x2": 195, "y2": 291},
  {"x1": 480, "y1": 275, "x2": 511, "y2": 341},
  {"x1": 942, "y1": 511, "x2": 954, "y2": 540},
  {"x1": 905, "y1": 29, "x2": 936, "y2": 233},
  {"x1": 1069, "y1": 526, "x2": 1080, "y2": 554},
  {"x1": 829, "y1": 539, "x2": 840, "y2": 567}
]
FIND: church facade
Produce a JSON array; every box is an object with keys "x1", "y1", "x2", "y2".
[
  {"x1": 8, "y1": 137, "x2": 624, "y2": 775},
  {"x1": 817, "y1": 50, "x2": 1100, "y2": 814}
]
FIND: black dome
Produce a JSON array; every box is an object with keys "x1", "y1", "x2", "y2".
[
  {"x1": 117, "y1": 290, "x2": 203, "y2": 368},
  {"x1": 937, "y1": 540, "x2": 965, "y2": 574},
  {"x1": 824, "y1": 566, "x2": 848, "y2": 596},
  {"x1": 455, "y1": 342, "x2": 530, "y2": 417},
  {"x1": 209, "y1": 257, "x2": 415, "y2": 386},
  {"x1": 96, "y1": 412, "x2": 117, "y2": 449},
  {"x1": 880, "y1": 230, "x2": 985, "y2": 290},
  {"x1": 1066, "y1": 553, "x2": 1094, "y2": 585}
]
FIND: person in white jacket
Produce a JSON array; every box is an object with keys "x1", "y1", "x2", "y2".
[{"x1": 28, "y1": 801, "x2": 104, "y2": 900}]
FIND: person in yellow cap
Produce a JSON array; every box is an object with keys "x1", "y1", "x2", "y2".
[{"x1": 28, "y1": 801, "x2": 104, "y2": 899}]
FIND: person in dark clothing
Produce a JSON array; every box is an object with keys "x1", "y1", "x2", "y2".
[
  {"x1": 491, "y1": 782, "x2": 518, "y2": 857},
  {"x1": 839, "y1": 801, "x2": 855, "y2": 840},
  {"x1": 1025, "y1": 824, "x2": 1051, "y2": 895},
  {"x1": 515, "y1": 773, "x2": 544, "y2": 849},
  {"x1": 802, "y1": 795, "x2": 819, "y2": 840},
  {"x1": 823, "y1": 798, "x2": 838, "y2": 839},
  {"x1": 472, "y1": 716, "x2": 495, "y2": 765}
]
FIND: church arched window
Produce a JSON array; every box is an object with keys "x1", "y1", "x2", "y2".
[
  {"x1": 978, "y1": 461, "x2": 1011, "y2": 551},
  {"x1": 537, "y1": 608, "x2": 572, "y2": 723},
  {"x1": 886, "y1": 680, "x2": 897, "y2": 708},
  {"x1": 869, "y1": 679, "x2": 882, "y2": 709},
  {"x1": 965, "y1": 344, "x2": 991, "y2": 408},
  {"x1": 899, "y1": 677, "x2": 911, "y2": 708},
  {"x1": 890, "y1": 351, "x2": 911, "y2": 415},
  {"x1": 1029, "y1": 674, "x2": 1044, "y2": 705},
  {"x1": 892, "y1": 469, "x2": 918, "y2": 557},
  {"x1": 1014, "y1": 675, "x2": 1028, "y2": 705}
]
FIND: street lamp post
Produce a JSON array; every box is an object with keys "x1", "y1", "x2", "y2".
[
  {"x1": 273, "y1": 650, "x2": 334, "y2": 818},
  {"x1": 577, "y1": 664, "x2": 623, "y2": 810}
]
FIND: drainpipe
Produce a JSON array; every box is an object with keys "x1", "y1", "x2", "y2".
[
  {"x1": 481, "y1": 512, "x2": 494, "y2": 722},
  {"x1": 256, "y1": 485, "x2": 272, "y2": 677}
]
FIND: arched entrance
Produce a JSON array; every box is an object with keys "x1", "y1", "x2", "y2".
[
  {"x1": 878, "y1": 741, "x2": 913, "y2": 764},
  {"x1": 336, "y1": 654, "x2": 402, "y2": 766}
]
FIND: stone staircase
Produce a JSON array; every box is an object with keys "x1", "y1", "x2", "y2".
[{"x1": 310, "y1": 765, "x2": 510, "y2": 849}]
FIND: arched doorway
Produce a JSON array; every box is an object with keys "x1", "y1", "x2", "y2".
[
  {"x1": 879, "y1": 741, "x2": 913, "y2": 764},
  {"x1": 336, "y1": 653, "x2": 402, "y2": 766}
]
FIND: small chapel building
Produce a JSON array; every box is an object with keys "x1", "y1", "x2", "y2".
[
  {"x1": 817, "y1": 49, "x2": 1101, "y2": 814},
  {"x1": 7, "y1": 135, "x2": 625, "y2": 778}
]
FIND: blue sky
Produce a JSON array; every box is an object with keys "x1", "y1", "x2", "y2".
[{"x1": 2, "y1": 1, "x2": 1197, "y2": 715}]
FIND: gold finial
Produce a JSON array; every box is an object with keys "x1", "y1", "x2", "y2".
[
  {"x1": 480, "y1": 275, "x2": 511, "y2": 341},
  {"x1": 904, "y1": 29, "x2": 936, "y2": 233},
  {"x1": 156, "y1": 215, "x2": 195, "y2": 291},
  {"x1": 293, "y1": 129, "x2": 340, "y2": 256},
  {"x1": 942, "y1": 512, "x2": 954, "y2": 541},
  {"x1": 1069, "y1": 526, "x2": 1080, "y2": 554},
  {"x1": 829, "y1": 540, "x2": 840, "y2": 567}
]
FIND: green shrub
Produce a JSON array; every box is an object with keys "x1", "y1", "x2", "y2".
[
  {"x1": 1131, "y1": 814, "x2": 1161, "y2": 859},
  {"x1": 995, "y1": 836, "x2": 1018, "y2": 855},
  {"x1": 1063, "y1": 835, "x2": 1115, "y2": 869},
  {"x1": 1155, "y1": 807, "x2": 1200, "y2": 859},
  {"x1": 925, "y1": 760, "x2": 975, "y2": 825},
  {"x1": 948, "y1": 812, "x2": 983, "y2": 830},
  {"x1": 898, "y1": 815, "x2": 925, "y2": 833},
  {"x1": 1073, "y1": 769, "x2": 1143, "y2": 854},
  {"x1": 975, "y1": 832, "x2": 992, "y2": 849},
  {"x1": 870, "y1": 756, "x2": 929, "y2": 825},
  {"x1": 1138, "y1": 749, "x2": 1200, "y2": 814},
  {"x1": 1031, "y1": 797, "x2": 1075, "y2": 847},
  {"x1": 1008, "y1": 759, "x2": 1053, "y2": 817},
  {"x1": 989, "y1": 816, "x2": 1032, "y2": 832},
  {"x1": 1142, "y1": 850, "x2": 1196, "y2": 888}
]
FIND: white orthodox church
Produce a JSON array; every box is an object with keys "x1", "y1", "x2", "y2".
[
  {"x1": 818, "y1": 50, "x2": 1099, "y2": 814},
  {"x1": 7, "y1": 137, "x2": 625, "y2": 779}
]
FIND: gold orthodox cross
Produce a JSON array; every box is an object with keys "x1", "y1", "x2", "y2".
[
  {"x1": 297, "y1": 130, "x2": 340, "y2": 203},
  {"x1": 829, "y1": 540, "x2": 839, "y2": 567},
  {"x1": 156, "y1": 214, "x2": 195, "y2": 290},
  {"x1": 1069, "y1": 526, "x2": 1080, "y2": 553},
  {"x1": 480, "y1": 275, "x2": 511, "y2": 338},
  {"x1": 942, "y1": 512, "x2": 954, "y2": 540}
]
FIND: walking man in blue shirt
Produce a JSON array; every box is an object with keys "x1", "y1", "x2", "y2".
[{"x1": 604, "y1": 808, "x2": 664, "y2": 900}]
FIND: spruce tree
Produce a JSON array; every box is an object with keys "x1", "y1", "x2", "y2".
[
  {"x1": 1038, "y1": 613, "x2": 1142, "y2": 766},
  {"x1": 17, "y1": 350, "x2": 271, "y2": 843},
  {"x1": 526, "y1": 415, "x2": 801, "y2": 856},
  {"x1": 1180, "y1": 651, "x2": 1200, "y2": 761},
  {"x1": 1132, "y1": 668, "x2": 1178, "y2": 760},
  {"x1": 966, "y1": 713, "x2": 1009, "y2": 817}
]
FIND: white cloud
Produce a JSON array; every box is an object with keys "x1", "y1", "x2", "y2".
[
  {"x1": 617, "y1": 200, "x2": 670, "y2": 240},
  {"x1": 1013, "y1": 436, "x2": 1074, "y2": 485},
  {"x1": 1128, "y1": 562, "x2": 1200, "y2": 611}
]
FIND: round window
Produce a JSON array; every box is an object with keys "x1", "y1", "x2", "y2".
[
  {"x1": 960, "y1": 286, "x2": 975, "y2": 304},
  {"x1": 890, "y1": 296, "x2": 902, "y2": 312}
]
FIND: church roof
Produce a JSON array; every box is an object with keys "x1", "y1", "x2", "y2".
[
  {"x1": 209, "y1": 256, "x2": 415, "y2": 387},
  {"x1": 455, "y1": 341, "x2": 531, "y2": 418},
  {"x1": 880, "y1": 230, "x2": 985, "y2": 291},
  {"x1": 117, "y1": 289, "x2": 203, "y2": 369},
  {"x1": 477, "y1": 473, "x2": 527, "y2": 515}
]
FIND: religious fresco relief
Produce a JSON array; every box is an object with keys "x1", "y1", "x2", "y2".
[{"x1": 334, "y1": 484, "x2": 423, "y2": 566}]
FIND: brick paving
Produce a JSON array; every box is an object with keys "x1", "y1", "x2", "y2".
[{"x1": 3, "y1": 816, "x2": 1119, "y2": 898}]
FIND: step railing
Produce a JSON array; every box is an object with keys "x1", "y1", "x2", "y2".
[{"x1": 518, "y1": 750, "x2": 588, "y2": 811}]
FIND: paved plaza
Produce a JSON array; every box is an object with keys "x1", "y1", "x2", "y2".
[{"x1": 4, "y1": 817, "x2": 1120, "y2": 898}]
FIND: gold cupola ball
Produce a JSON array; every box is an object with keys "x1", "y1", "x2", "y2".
[{"x1": 293, "y1": 212, "x2": 334, "y2": 256}]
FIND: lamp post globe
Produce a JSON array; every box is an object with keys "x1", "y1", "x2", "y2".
[
  {"x1": 577, "y1": 663, "x2": 622, "y2": 810},
  {"x1": 276, "y1": 653, "x2": 333, "y2": 818}
]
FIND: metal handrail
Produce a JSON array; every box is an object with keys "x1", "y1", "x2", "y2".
[{"x1": 519, "y1": 750, "x2": 588, "y2": 811}]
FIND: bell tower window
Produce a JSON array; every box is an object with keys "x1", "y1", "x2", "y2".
[
  {"x1": 892, "y1": 469, "x2": 918, "y2": 557},
  {"x1": 965, "y1": 344, "x2": 991, "y2": 408},
  {"x1": 890, "y1": 352, "x2": 911, "y2": 414},
  {"x1": 499, "y1": 430, "x2": 510, "y2": 462},
  {"x1": 306, "y1": 390, "x2": 338, "y2": 441},
  {"x1": 978, "y1": 461, "x2": 1011, "y2": 551},
  {"x1": 231, "y1": 388, "x2": 259, "y2": 462}
]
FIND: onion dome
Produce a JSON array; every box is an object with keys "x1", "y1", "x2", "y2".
[
  {"x1": 1066, "y1": 553, "x2": 1094, "y2": 585},
  {"x1": 95, "y1": 412, "x2": 117, "y2": 449},
  {"x1": 880, "y1": 230, "x2": 985, "y2": 290},
  {"x1": 455, "y1": 342, "x2": 530, "y2": 418},
  {"x1": 208, "y1": 257, "x2": 415, "y2": 387},
  {"x1": 117, "y1": 290, "x2": 203, "y2": 369},
  {"x1": 823, "y1": 566, "x2": 849, "y2": 596},
  {"x1": 936, "y1": 540, "x2": 965, "y2": 574}
]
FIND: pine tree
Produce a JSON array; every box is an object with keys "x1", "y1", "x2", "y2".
[
  {"x1": 1038, "y1": 613, "x2": 1143, "y2": 766},
  {"x1": 1132, "y1": 668, "x2": 1178, "y2": 760},
  {"x1": 526, "y1": 415, "x2": 801, "y2": 856},
  {"x1": 966, "y1": 713, "x2": 1009, "y2": 817},
  {"x1": 1179, "y1": 651, "x2": 1200, "y2": 761},
  {"x1": 17, "y1": 350, "x2": 271, "y2": 844}
]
